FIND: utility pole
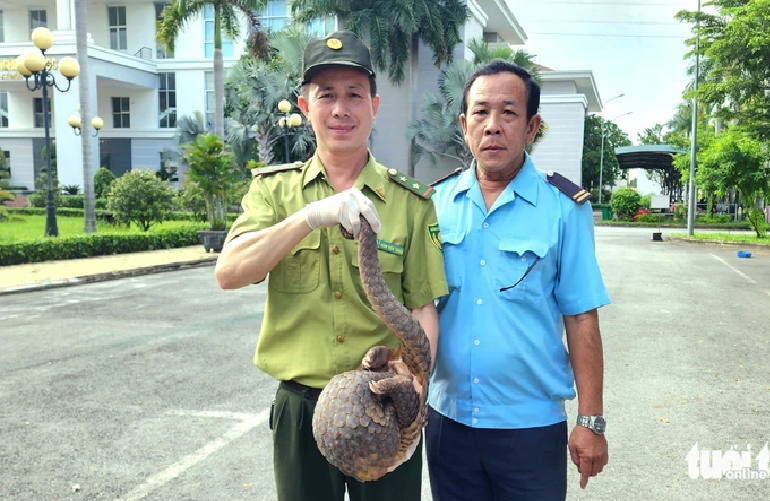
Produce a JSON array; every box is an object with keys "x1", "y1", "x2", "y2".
[{"x1": 687, "y1": 0, "x2": 701, "y2": 237}]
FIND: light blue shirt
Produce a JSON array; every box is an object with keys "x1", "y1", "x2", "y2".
[{"x1": 428, "y1": 154, "x2": 611, "y2": 429}]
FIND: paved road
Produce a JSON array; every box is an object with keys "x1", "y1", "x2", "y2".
[{"x1": 1, "y1": 227, "x2": 769, "y2": 500}]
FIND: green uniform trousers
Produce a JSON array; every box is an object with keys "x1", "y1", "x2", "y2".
[{"x1": 270, "y1": 380, "x2": 423, "y2": 501}]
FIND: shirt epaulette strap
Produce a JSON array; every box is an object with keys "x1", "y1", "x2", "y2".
[
  {"x1": 429, "y1": 167, "x2": 463, "y2": 187},
  {"x1": 254, "y1": 161, "x2": 305, "y2": 178},
  {"x1": 546, "y1": 171, "x2": 592, "y2": 205},
  {"x1": 386, "y1": 168, "x2": 434, "y2": 199}
]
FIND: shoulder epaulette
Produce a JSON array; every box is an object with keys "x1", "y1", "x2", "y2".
[
  {"x1": 430, "y1": 167, "x2": 463, "y2": 187},
  {"x1": 386, "y1": 168, "x2": 434, "y2": 199},
  {"x1": 546, "y1": 171, "x2": 592, "y2": 205},
  {"x1": 254, "y1": 161, "x2": 304, "y2": 178}
]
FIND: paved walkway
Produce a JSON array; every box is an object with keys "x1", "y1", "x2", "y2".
[{"x1": 0, "y1": 246, "x2": 218, "y2": 296}]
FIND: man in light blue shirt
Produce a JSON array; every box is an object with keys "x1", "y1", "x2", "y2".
[{"x1": 426, "y1": 60, "x2": 611, "y2": 501}]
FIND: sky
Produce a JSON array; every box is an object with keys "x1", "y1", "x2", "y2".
[{"x1": 509, "y1": 0, "x2": 705, "y2": 144}]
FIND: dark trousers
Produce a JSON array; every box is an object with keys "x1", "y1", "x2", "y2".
[
  {"x1": 426, "y1": 406, "x2": 567, "y2": 501},
  {"x1": 271, "y1": 380, "x2": 423, "y2": 501}
]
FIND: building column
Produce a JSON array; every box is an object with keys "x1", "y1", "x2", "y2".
[
  {"x1": 57, "y1": 0, "x2": 72, "y2": 30},
  {"x1": 51, "y1": 76, "x2": 82, "y2": 188}
]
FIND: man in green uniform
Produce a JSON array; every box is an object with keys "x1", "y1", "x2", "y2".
[{"x1": 214, "y1": 30, "x2": 448, "y2": 501}]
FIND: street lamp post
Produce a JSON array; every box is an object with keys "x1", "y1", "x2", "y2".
[
  {"x1": 68, "y1": 113, "x2": 103, "y2": 137},
  {"x1": 277, "y1": 99, "x2": 302, "y2": 163},
  {"x1": 16, "y1": 27, "x2": 80, "y2": 237}
]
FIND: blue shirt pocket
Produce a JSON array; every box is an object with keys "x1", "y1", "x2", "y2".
[
  {"x1": 496, "y1": 238, "x2": 549, "y2": 303},
  {"x1": 441, "y1": 231, "x2": 467, "y2": 291}
]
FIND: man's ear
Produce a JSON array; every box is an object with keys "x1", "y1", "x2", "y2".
[
  {"x1": 298, "y1": 95, "x2": 310, "y2": 116},
  {"x1": 526, "y1": 114, "x2": 542, "y2": 144},
  {"x1": 372, "y1": 94, "x2": 380, "y2": 116}
]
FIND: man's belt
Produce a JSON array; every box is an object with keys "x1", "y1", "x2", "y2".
[{"x1": 280, "y1": 379, "x2": 323, "y2": 400}]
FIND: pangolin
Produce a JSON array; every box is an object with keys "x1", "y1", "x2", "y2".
[{"x1": 311, "y1": 215, "x2": 432, "y2": 482}]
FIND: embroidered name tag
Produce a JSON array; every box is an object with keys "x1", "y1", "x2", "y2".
[{"x1": 377, "y1": 239, "x2": 404, "y2": 256}]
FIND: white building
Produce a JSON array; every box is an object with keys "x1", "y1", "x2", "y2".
[{"x1": 0, "y1": 0, "x2": 601, "y2": 192}]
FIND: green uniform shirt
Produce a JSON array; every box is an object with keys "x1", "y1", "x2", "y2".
[{"x1": 226, "y1": 152, "x2": 449, "y2": 388}]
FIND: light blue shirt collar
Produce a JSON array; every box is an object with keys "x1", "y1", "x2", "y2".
[{"x1": 451, "y1": 153, "x2": 540, "y2": 208}]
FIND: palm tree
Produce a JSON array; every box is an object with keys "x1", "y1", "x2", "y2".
[
  {"x1": 75, "y1": 0, "x2": 97, "y2": 233},
  {"x1": 157, "y1": 0, "x2": 270, "y2": 140}
]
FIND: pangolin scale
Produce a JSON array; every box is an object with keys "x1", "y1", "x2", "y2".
[{"x1": 311, "y1": 215, "x2": 432, "y2": 482}]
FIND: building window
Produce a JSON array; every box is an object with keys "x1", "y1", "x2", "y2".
[
  {"x1": 108, "y1": 6, "x2": 127, "y2": 51},
  {"x1": 203, "y1": 4, "x2": 233, "y2": 58},
  {"x1": 158, "y1": 72, "x2": 176, "y2": 128},
  {"x1": 112, "y1": 97, "x2": 130, "y2": 128},
  {"x1": 205, "y1": 71, "x2": 214, "y2": 130},
  {"x1": 30, "y1": 10, "x2": 47, "y2": 31},
  {"x1": 155, "y1": 3, "x2": 173, "y2": 59},
  {"x1": 33, "y1": 98, "x2": 51, "y2": 128},
  {"x1": 0, "y1": 92, "x2": 8, "y2": 128},
  {"x1": 0, "y1": 11, "x2": 5, "y2": 43}
]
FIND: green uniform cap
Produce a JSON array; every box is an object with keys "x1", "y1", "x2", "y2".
[{"x1": 302, "y1": 30, "x2": 376, "y2": 84}]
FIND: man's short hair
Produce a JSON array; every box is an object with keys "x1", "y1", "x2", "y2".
[{"x1": 462, "y1": 60, "x2": 540, "y2": 121}]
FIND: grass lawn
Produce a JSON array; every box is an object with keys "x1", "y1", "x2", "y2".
[
  {"x1": 670, "y1": 232, "x2": 770, "y2": 246},
  {"x1": 0, "y1": 215, "x2": 204, "y2": 244}
]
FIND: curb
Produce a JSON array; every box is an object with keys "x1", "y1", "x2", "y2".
[
  {"x1": 0, "y1": 256, "x2": 218, "y2": 297},
  {"x1": 667, "y1": 237, "x2": 770, "y2": 251}
]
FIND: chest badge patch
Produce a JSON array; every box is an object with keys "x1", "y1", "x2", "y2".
[
  {"x1": 428, "y1": 223, "x2": 442, "y2": 252},
  {"x1": 377, "y1": 239, "x2": 404, "y2": 256}
]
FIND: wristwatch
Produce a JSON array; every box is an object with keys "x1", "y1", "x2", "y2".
[{"x1": 576, "y1": 414, "x2": 606, "y2": 435}]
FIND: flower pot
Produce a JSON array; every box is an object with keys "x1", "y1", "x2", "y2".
[{"x1": 197, "y1": 230, "x2": 227, "y2": 253}]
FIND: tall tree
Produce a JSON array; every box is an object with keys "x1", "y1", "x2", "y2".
[
  {"x1": 157, "y1": 0, "x2": 270, "y2": 140},
  {"x1": 676, "y1": 0, "x2": 770, "y2": 142},
  {"x1": 581, "y1": 114, "x2": 632, "y2": 193},
  {"x1": 76, "y1": 0, "x2": 96, "y2": 233}
]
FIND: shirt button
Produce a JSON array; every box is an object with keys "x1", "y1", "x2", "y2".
[
  {"x1": 521, "y1": 256, "x2": 526, "y2": 262},
  {"x1": 332, "y1": 245, "x2": 340, "y2": 255},
  {"x1": 472, "y1": 418, "x2": 478, "y2": 424},
  {"x1": 337, "y1": 335, "x2": 345, "y2": 343},
  {"x1": 474, "y1": 378, "x2": 480, "y2": 384},
  {"x1": 334, "y1": 291, "x2": 343, "y2": 299},
  {"x1": 474, "y1": 407, "x2": 480, "y2": 413},
  {"x1": 476, "y1": 299, "x2": 482, "y2": 305},
  {"x1": 483, "y1": 222, "x2": 489, "y2": 229},
  {"x1": 474, "y1": 339, "x2": 480, "y2": 346},
  {"x1": 480, "y1": 259, "x2": 485, "y2": 266}
]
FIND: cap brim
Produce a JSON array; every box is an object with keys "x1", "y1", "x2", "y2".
[{"x1": 302, "y1": 62, "x2": 375, "y2": 85}]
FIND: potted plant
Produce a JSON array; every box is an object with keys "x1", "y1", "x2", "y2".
[{"x1": 182, "y1": 134, "x2": 239, "y2": 252}]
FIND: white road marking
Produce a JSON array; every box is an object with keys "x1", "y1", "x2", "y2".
[
  {"x1": 115, "y1": 408, "x2": 270, "y2": 501},
  {"x1": 711, "y1": 254, "x2": 758, "y2": 284}
]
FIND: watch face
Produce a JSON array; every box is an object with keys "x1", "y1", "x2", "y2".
[{"x1": 593, "y1": 416, "x2": 606, "y2": 433}]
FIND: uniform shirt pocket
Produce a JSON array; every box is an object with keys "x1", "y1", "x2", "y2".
[
  {"x1": 269, "y1": 231, "x2": 321, "y2": 293},
  {"x1": 441, "y1": 231, "x2": 467, "y2": 291},
  {"x1": 496, "y1": 238, "x2": 549, "y2": 303}
]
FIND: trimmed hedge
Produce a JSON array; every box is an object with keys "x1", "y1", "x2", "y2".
[
  {"x1": 7, "y1": 207, "x2": 239, "y2": 223},
  {"x1": 0, "y1": 227, "x2": 203, "y2": 266}
]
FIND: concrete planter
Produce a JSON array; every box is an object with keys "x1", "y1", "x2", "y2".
[{"x1": 197, "y1": 230, "x2": 227, "y2": 253}]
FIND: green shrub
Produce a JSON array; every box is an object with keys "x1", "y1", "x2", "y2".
[
  {"x1": 94, "y1": 167, "x2": 117, "y2": 200},
  {"x1": 0, "y1": 227, "x2": 201, "y2": 266},
  {"x1": 609, "y1": 188, "x2": 641, "y2": 220},
  {"x1": 106, "y1": 169, "x2": 176, "y2": 231},
  {"x1": 177, "y1": 181, "x2": 207, "y2": 222}
]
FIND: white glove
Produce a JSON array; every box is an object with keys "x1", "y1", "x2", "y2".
[{"x1": 303, "y1": 188, "x2": 381, "y2": 237}]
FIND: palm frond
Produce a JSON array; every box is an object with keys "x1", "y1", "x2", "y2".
[{"x1": 156, "y1": 0, "x2": 208, "y2": 52}]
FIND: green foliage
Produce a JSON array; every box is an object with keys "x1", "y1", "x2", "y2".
[
  {"x1": 581, "y1": 114, "x2": 633, "y2": 191},
  {"x1": 676, "y1": 0, "x2": 770, "y2": 143},
  {"x1": 182, "y1": 134, "x2": 239, "y2": 231},
  {"x1": 106, "y1": 169, "x2": 176, "y2": 231},
  {"x1": 177, "y1": 179, "x2": 208, "y2": 222},
  {"x1": 610, "y1": 188, "x2": 641, "y2": 220},
  {"x1": 745, "y1": 207, "x2": 768, "y2": 238},
  {"x1": 639, "y1": 193, "x2": 652, "y2": 209},
  {"x1": 94, "y1": 167, "x2": 117, "y2": 199},
  {"x1": 0, "y1": 227, "x2": 202, "y2": 266},
  {"x1": 61, "y1": 184, "x2": 80, "y2": 195},
  {"x1": 0, "y1": 149, "x2": 13, "y2": 222}
]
